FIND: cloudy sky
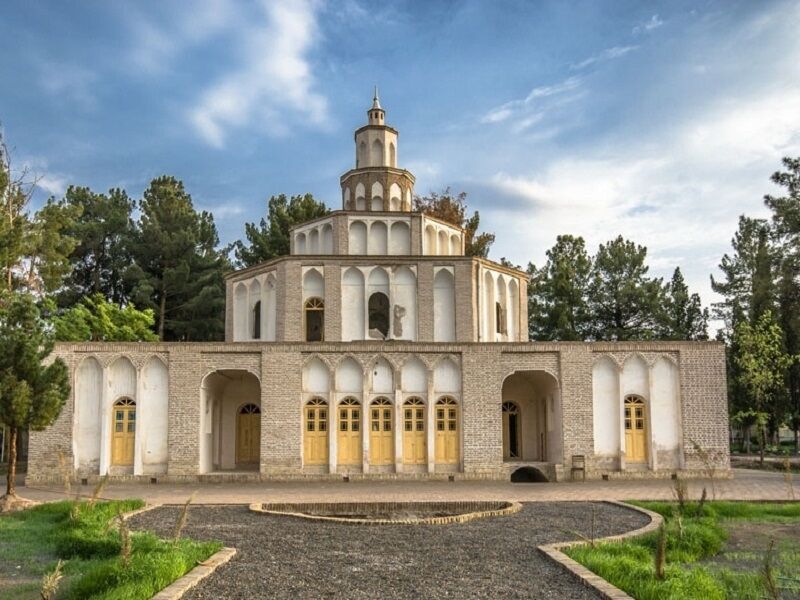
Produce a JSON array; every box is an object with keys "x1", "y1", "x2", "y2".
[{"x1": 2, "y1": 0, "x2": 799, "y2": 317}]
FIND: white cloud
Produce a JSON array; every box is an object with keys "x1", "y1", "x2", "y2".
[
  {"x1": 480, "y1": 76, "x2": 582, "y2": 125},
  {"x1": 37, "y1": 62, "x2": 97, "y2": 109},
  {"x1": 633, "y1": 14, "x2": 664, "y2": 35},
  {"x1": 36, "y1": 173, "x2": 69, "y2": 196},
  {"x1": 570, "y1": 45, "x2": 638, "y2": 70},
  {"x1": 189, "y1": 0, "x2": 329, "y2": 147}
]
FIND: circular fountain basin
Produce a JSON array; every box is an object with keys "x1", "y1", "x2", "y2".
[{"x1": 249, "y1": 500, "x2": 521, "y2": 525}]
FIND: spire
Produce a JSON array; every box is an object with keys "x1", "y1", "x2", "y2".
[{"x1": 372, "y1": 85, "x2": 381, "y2": 109}]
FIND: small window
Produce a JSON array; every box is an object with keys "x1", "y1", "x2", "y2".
[
  {"x1": 495, "y1": 302, "x2": 507, "y2": 334},
  {"x1": 304, "y1": 297, "x2": 324, "y2": 341},
  {"x1": 368, "y1": 292, "x2": 390, "y2": 338},
  {"x1": 253, "y1": 301, "x2": 261, "y2": 339}
]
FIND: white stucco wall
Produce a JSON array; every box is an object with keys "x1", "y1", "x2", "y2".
[
  {"x1": 140, "y1": 358, "x2": 168, "y2": 471},
  {"x1": 592, "y1": 357, "x2": 619, "y2": 457},
  {"x1": 651, "y1": 358, "x2": 681, "y2": 462},
  {"x1": 433, "y1": 268, "x2": 456, "y2": 342},
  {"x1": 75, "y1": 357, "x2": 102, "y2": 472}
]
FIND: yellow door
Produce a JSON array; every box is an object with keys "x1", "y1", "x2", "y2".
[
  {"x1": 304, "y1": 398, "x2": 329, "y2": 465},
  {"x1": 403, "y1": 398, "x2": 426, "y2": 464},
  {"x1": 236, "y1": 404, "x2": 261, "y2": 465},
  {"x1": 370, "y1": 398, "x2": 394, "y2": 465},
  {"x1": 435, "y1": 397, "x2": 459, "y2": 464},
  {"x1": 337, "y1": 398, "x2": 362, "y2": 465},
  {"x1": 111, "y1": 398, "x2": 135, "y2": 466},
  {"x1": 502, "y1": 402, "x2": 521, "y2": 460},
  {"x1": 624, "y1": 396, "x2": 647, "y2": 462}
]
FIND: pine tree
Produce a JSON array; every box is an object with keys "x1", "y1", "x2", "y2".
[
  {"x1": 587, "y1": 236, "x2": 663, "y2": 340},
  {"x1": 529, "y1": 235, "x2": 592, "y2": 340},
  {"x1": 658, "y1": 268, "x2": 708, "y2": 340},
  {"x1": 0, "y1": 292, "x2": 70, "y2": 506},
  {"x1": 413, "y1": 188, "x2": 495, "y2": 257},
  {"x1": 234, "y1": 193, "x2": 329, "y2": 267}
]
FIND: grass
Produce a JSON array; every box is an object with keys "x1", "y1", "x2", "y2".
[
  {"x1": 564, "y1": 501, "x2": 800, "y2": 600},
  {"x1": 0, "y1": 500, "x2": 221, "y2": 599}
]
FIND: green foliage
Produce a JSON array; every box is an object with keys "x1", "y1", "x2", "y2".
[
  {"x1": 126, "y1": 176, "x2": 229, "y2": 341},
  {"x1": 586, "y1": 235, "x2": 664, "y2": 341},
  {"x1": 566, "y1": 501, "x2": 800, "y2": 600},
  {"x1": 528, "y1": 235, "x2": 592, "y2": 340},
  {"x1": 59, "y1": 186, "x2": 134, "y2": 306},
  {"x1": 0, "y1": 500, "x2": 221, "y2": 600},
  {"x1": 659, "y1": 268, "x2": 708, "y2": 340},
  {"x1": 52, "y1": 294, "x2": 158, "y2": 342},
  {"x1": 234, "y1": 193, "x2": 329, "y2": 267},
  {"x1": 413, "y1": 188, "x2": 495, "y2": 257}
]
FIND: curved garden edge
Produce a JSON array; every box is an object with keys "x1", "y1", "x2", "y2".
[
  {"x1": 248, "y1": 500, "x2": 523, "y2": 525},
  {"x1": 119, "y1": 503, "x2": 236, "y2": 600},
  {"x1": 537, "y1": 500, "x2": 664, "y2": 600}
]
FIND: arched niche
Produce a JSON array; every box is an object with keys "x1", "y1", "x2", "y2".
[
  {"x1": 321, "y1": 224, "x2": 333, "y2": 254},
  {"x1": 433, "y1": 269, "x2": 456, "y2": 342},
  {"x1": 75, "y1": 357, "x2": 102, "y2": 473},
  {"x1": 295, "y1": 232, "x2": 307, "y2": 255},
  {"x1": 502, "y1": 370, "x2": 561, "y2": 463},
  {"x1": 651, "y1": 357, "x2": 681, "y2": 466},
  {"x1": 434, "y1": 358, "x2": 461, "y2": 394},
  {"x1": 341, "y1": 267, "x2": 365, "y2": 341},
  {"x1": 109, "y1": 356, "x2": 136, "y2": 401},
  {"x1": 336, "y1": 357, "x2": 363, "y2": 394},
  {"x1": 508, "y1": 279, "x2": 519, "y2": 341},
  {"x1": 349, "y1": 221, "x2": 367, "y2": 255},
  {"x1": 401, "y1": 356, "x2": 427, "y2": 393},
  {"x1": 483, "y1": 271, "x2": 496, "y2": 340},
  {"x1": 343, "y1": 187, "x2": 351, "y2": 209},
  {"x1": 141, "y1": 357, "x2": 169, "y2": 471},
  {"x1": 368, "y1": 221, "x2": 388, "y2": 255},
  {"x1": 389, "y1": 221, "x2": 411, "y2": 255},
  {"x1": 303, "y1": 358, "x2": 330, "y2": 394},
  {"x1": 389, "y1": 142, "x2": 396, "y2": 167},
  {"x1": 371, "y1": 138, "x2": 383, "y2": 167},
  {"x1": 308, "y1": 228, "x2": 319, "y2": 254},
  {"x1": 621, "y1": 354, "x2": 649, "y2": 399},
  {"x1": 389, "y1": 183, "x2": 402, "y2": 211},
  {"x1": 355, "y1": 183, "x2": 366, "y2": 211},
  {"x1": 449, "y1": 234, "x2": 460, "y2": 256},
  {"x1": 495, "y1": 275, "x2": 508, "y2": 337},
  {"x1": 234, "y1": 282, "x2": 248, "y2": 341},
  {"x1": 302, "y1": 268, "x2": 324, "y2": 301},
  {"x1": 438, "y1": 230, "x2": 449, "y2": 256},
  {"x1": 392, "y1": 266, "x2": 417, "y2": 340},
  {"x1": 249, "y1": 279, "x2": 262, "y2": 340},
  {"x1": 425, "y1": 225, "x2": 437, "y2": 255},
  {"x1": 371, "y1": 357, "x2": 394, "y2": 394},
  {"x1": 358, "y1": 141, "x2": 367, "y2": 168},
  {"x1": 592, "y1": 356, "x2": 619, "y2": 458},
  {"x1": 264, "y1": 274, "x2": 277, "y2": 341}
]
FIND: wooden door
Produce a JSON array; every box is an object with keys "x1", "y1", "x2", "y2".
[
  {"x1": 502, "y1": 402, "x2": 520, "y2": 460},
  {"x1": 337, "y1": 398, "x2": 362, "y2": 465},
  {"x1": 624, "y1": 396, "x2": 647, "y2": 462},
  {"x1": 369, "y1": 398, "x2": 393, "y2": 465},
  {"x1": 434, "y1": 397, "x2": 459, "y2": 464},
  {"x1": 402, "y1": 398, "x2": 426, "y2": 464},
  {"x1": 236, "y1": 404, "x2": 261, "y2": 465},
  {"x1": 111, "y1": 398, "x2": 135, "y2": 466},
  {"x1": 304, "y1": 399, "x2": 329, "y2": 465}
]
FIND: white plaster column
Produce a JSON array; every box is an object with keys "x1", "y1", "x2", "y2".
[
  {"x1": 361, "y1": 371, "x2": 371, "y2": 473},
  {"x1": 328, "y1": 392, "x2": 337, "y2": 475},
  {"x1": 617, "y1": 365, "x2": 626, "y2": 472},
  {"x1": 426, "y1": 370, "x2": 435, "y2": 473},
  {"x1": 647, "y1": 364, "x2": 658, "y2": 472},
  {"x1": 133, "y1": 366, "x2": 144, "y2": 476},
  {"x1": 98, "y1": 365, "x2": 111, "y2": 476},
  {"x1": 260, "y1": 275, "x2": 267, "y2": 340},
  {"x1": 394, "y1": 389, "x2": 403, "y2": 473}
]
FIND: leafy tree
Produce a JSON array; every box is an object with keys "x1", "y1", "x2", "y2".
[
  {"x1": 764, "y1": 157, "x2": 800, "y2": 448},
  {"x1": 126, "y1": 176, "x2": 229, "y2": 341},
  {"x1": 51, "y1": 294, "x2": 158, "y2": 342},
  {"x1": 413, "y1": 188, "x2": 495, "y2": 257},
  {"x1": 528, "y1": 235, "x2": 592, "y2": 340},
  {"x1": 586, "y1": 236, "x2": 663, "y2": 340},
  {"x1": 0, "y1": 292, "x2": 69, "y2": 504},
  {"x1": 733, "y1": 310, "x2": 796, "y2": 463},
  {"x1": 60, "y1": 186, "x2": 134, "y2": 306},
  {"x1": 658, "y1": 268, "x2": 708, "y2": 340},
  {"x1": 0, "y1": 134, "x2": 30, "y2": 292},
  {"x1": 234, "y1": 193, "x2": 329, "y2": 267}
]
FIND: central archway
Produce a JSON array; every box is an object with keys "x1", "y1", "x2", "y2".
[
  {"x1": 501, "y1": 371, "x2": 562, "y2": 464},
  {"x1": 199, "y1": 370, "x2": 261, "y2": 473}
]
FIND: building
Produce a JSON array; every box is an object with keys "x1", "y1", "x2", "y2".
[{"x1": 26, "y1": 93, "x2": 730, "y2": 484}]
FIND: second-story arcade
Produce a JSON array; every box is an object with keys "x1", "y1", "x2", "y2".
[{"x1": 226, "y1": 93, "x2": 529, "y2": 345}]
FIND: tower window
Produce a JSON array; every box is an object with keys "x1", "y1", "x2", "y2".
[
  {"x1": 304, "y1": 297, "x2": 324, "y2": 341},
  {"x1": 253, "y1": 301, "x2": 261, "y2": 339},
  {"x1": 368, "y1": 292, "x2": 390, "y2": 339},
  {"x1": 496, "y1": 302, "x2": 507, "y2": 335}
]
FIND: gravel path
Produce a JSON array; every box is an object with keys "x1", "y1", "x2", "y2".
[{"x1": 130, "y1": 502, "x2": 648, "y2": 599}]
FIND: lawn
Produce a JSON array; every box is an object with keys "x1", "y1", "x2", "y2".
[
  {"x1": 564, "y1": 501, "x2": 800, "y2": 600},
  {"x1": 0, "y1": 499, "x2": 221, "y2": 599}
]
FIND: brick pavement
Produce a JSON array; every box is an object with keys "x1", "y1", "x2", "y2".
[{"x1": 17, "y1": 468, "x2": 796, "y2": 505}]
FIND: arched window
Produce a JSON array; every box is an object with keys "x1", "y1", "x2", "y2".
[
  {"x1": 304, "y1": 398, "x2": 328, "y2": 465},
  {"x1": 403, "y1": 397, "x2": 426, "y2": 465},
  {"x1": 435, "y1": 397, "x2": 459, "y2": 465},
  {"x1": 252, "y1": 301, "x2": 261, "y2": 339},
  {"x1": 111, "y1": 397, "x2": 136, "y2": 466},
  {"x1": 495, "y1": 302, "x2": 507, "y2": 335},
  {"x1": 305, "y1": 297, "x2": 324, "y2": 342},
  {"x1": 368, "y1": 292, "x2": 390, "y2": 338},
  {"x1": 502, "y1": 401, "x2": 520, "y2": 460}
]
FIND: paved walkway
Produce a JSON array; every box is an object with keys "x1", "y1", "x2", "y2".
[{"x1": 17, "y1": 469, "x2": 797, "y2": 504}]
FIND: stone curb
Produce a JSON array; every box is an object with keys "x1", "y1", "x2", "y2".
[
  {"x1": 537, "y1": 501, "x2": 664, "y2": 600},
  {"x1": 249, "y1": 500, "x2": 522, "y2": 525},
  {"x1": 150, "y1": 547, "x2": 237, "y2": 600}
]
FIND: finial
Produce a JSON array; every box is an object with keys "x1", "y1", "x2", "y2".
[{"x1": 372, "y1": 85, "x2": 382, "y2": 110}]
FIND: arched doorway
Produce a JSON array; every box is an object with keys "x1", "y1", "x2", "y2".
[
  {"x1": 370, "y1": 397, "x2": 393, "y2": 465},
  {"x1": 624, "y1": 395, "x2": 648, "y2": 463},
  {"x1": 304, "y1": 398, "x2": 329, "y2": 465},
  {"x1": 111, "y1": 398, "x2": 136, "y2": 466},
  {"x1": 403, "y1": 397, "x2": 426, "y2": 465},
  {"x1": 337, "y1": 397, "x2": 362, "y2": 466},
  {"x1": 199, "y1": 370, "x2": 261, "y2": 473},
  {"x1": 434, "y1": 397, "x2": 459, "y2": 464},
  {"x1": 236, "y1": 403, "x2": 261, "y2": 465},
  {"x1": 501, "y1": 370, "x2": 562, "y2": 463},
  {"x1": 502, "y1": 401, "x2": 521, "y2": 460}
]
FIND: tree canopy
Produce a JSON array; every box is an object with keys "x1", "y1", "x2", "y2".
[
  {"x1": 52, "y1": 294, "x2": 158, "y2": 342},
  {"x1": 413, "y1": 188, "x2": 495, "y2": 257}
]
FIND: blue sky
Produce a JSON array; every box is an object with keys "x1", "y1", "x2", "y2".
[{"x1": 2, "y1": 0, "x2": 799, "y2": 320}]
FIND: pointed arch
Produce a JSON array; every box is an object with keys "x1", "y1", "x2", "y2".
[
  {"x1": 302, "y1": 268, "x2": 324, "y2": 301},
  {"x1": 401, "y1": 355, "x2": 427, "y2": 393},
  {"x1": 75, "y1": 356, "x2": 102, "y2": 472},
  {"x1": 389, "y1": 221, "x2": 411, "y2": 255},
  {"x1": 341, "y1": 267, "x2": 365, "y2": 341},
  {"x1": 141, "y1": 356, "x2": 169, "y2": 470},
  {"x1": 438, "y1": 230, "x2": 449, "y2": 256},
  {"x1": 368, "y1": 221, "x2": 388, "y2": 255},
  {"x1": 592, "y1": 355, "x2": 619, "y2": 457},
  {"x1": 336, "y1": 356, "x2": 363, "y2": 394},
  {"x1": 392, "y1": 266, "x2": 417, "y2": 340},
  {"x1": 234, "y1": 282, "x2": 248, "y2": 341},
  {"x1": 433, "y1": 356, "x2": 461, "y2": 394},
  {"x1": 433, "y1": 268, "x2": 456, "y2": 342},
  {"x1": 425, "y1": 224, "x2": 437, "y2": 255},
  {"x1": 349, "y1": 220, "x2": 367, "y2": 255},
  {"x1": 370, "y1": 356, "x2": 394, "y2": 394},
  {"x1": 389, "y1": 142, "x2": 396, "y2": 167},
  {"x1": 302, "y1": 357, "x2": 330, "y2": 394},
  {"x1": 371, "y1": 138, "x2": 384, "y2": 166}
]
